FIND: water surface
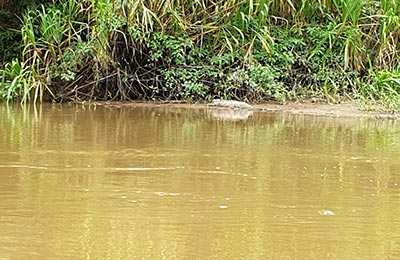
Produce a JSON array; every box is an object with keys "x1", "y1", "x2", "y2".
[{"x1": 1, "y1": 103, "x2": 400, "y2": 259}]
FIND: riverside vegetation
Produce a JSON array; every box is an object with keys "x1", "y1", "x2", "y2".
[{"x1": 0, "y1": 0, "x2": 400, "y2": 110}]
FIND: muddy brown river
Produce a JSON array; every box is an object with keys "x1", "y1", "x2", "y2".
[{"x1": 1, "y1": 103, "x2": 400, "y2": 259}]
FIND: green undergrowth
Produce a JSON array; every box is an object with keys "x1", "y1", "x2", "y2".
[
  {"x1": 357, "y1": 68, "x2": 400, "y2": 112},
  {"x1": 0, "y1": 0, "x2": 400, "y2": 111}
]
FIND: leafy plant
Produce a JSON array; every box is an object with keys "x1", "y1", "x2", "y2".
[{"x1": 0, "y1": 0, "x2": 400, "y2": 111}]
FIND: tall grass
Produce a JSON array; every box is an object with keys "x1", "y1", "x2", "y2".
[{"x1": 0, "y1": 0, "x2": 400, "y2": 108}]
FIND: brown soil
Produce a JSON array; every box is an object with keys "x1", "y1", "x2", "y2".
[
  {"x1": 253, "y1": 102, "x2": 375, "y2": 117},
  {"x1": 92, "y1": 101, "x2": 399, "y2": 119}
]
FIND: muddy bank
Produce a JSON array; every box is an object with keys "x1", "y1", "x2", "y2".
[{"x1": 91, "y1": 101, "x2": 399, "y2": 119}]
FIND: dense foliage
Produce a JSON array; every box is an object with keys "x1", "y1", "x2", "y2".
[{"x1": 0, "y1": 0, "x2": 400, "y2": 108}]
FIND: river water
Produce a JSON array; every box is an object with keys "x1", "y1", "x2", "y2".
[{"x1": 1, "y1": 103, "x2": 400, "y2": 259}]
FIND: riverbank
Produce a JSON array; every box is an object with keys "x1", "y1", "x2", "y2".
[
  {"x1": 92, "y1": 100, "x2": 400, "y2": 120},
  {"x1": 1, "y1": 1, "x2": 400, "y2": 109}
]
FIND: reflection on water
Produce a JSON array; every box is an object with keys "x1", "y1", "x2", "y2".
[
  {"x1": 1, "y1": 103, "x2": 400, "y2": 259},
  {"x1": 207, "y1": 108, "x2": 253, "y2": 121}
]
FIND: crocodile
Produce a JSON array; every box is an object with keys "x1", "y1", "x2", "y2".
[{"x1": 207, "y1": 99, "x2": 253, "y2": 109}]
